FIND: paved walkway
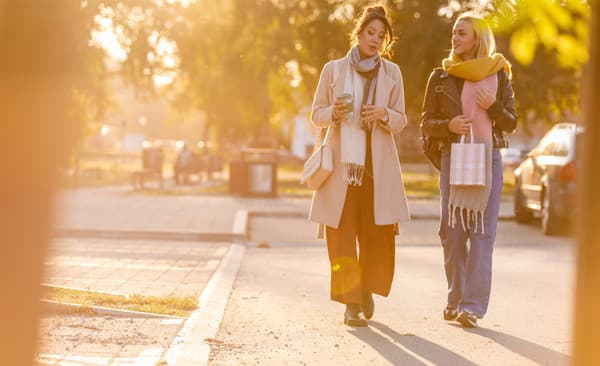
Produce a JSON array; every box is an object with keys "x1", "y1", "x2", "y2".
[
  {"x1": 39, "y1": 237, "x2": 233, "y2": 366},
  {"x1": 53, "y1": 187, "x2": 310, "y2": 235},
  {"x1": 53, "y1": 187, "x2": 514, "y2": 237},
  {"x1": 44, "y1": 238, "x2": 230, "y2": 297},
  {"x1": 41, "y1": 185, "x2": 518, "y2": 365},
  {"x1": 37, "y1": 315, "x2": 182, "y2": 366}
]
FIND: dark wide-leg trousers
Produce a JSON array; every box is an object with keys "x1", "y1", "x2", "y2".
[{"x1": 325, "y1": 176, "x2": 395, "y2": 305}]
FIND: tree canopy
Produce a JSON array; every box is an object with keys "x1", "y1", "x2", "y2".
[{"x1": 82, "y1": 0, "x2": 590, "y2": 147}]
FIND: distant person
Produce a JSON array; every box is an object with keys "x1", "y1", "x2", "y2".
[
  {"x1": 420, "y1": 13, "x2": 517, "y2": 327},
  {"x1": 174, "y1": 143, "x2": 195, "y2": 184},
  {"x1": 308, "y1": 4, "x2": 410, "y2": 327},
  {"x1": 205, "y1": 150, "x2": 220, "y2": 181}
]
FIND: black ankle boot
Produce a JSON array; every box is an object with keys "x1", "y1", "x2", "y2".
[{"x1": 344, "y1": 304, "x2": 368, "y2": 327}]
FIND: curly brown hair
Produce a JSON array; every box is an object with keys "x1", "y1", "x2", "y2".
[{"x1": 351, "y1": 4, "x2": 394, "y2": 57}]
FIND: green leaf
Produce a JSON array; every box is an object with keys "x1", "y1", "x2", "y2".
[
  {"x1": 510, "y1": 25, "x2": 539, "y2": 66},
  {"x1": 541, "y1": 1, "x2": 573, "y2": 30},
  {"x1": 534, "y1": 13, "x2": 558, "y2": 47},
  {"x1": 556, "y1": 34, "x2": 589, "y2": 67}
]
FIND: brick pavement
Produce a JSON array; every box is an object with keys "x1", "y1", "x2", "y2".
[{"x1": 44, "y1": 238, "x2": 230, "y2": 297}]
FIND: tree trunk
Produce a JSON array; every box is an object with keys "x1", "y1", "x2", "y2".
[
  {"x1": 573, "y1": 2, "x2": 600, "y2": 365},
  {"x1": 0, "y1": 1, "x2": 82, "y2": 363}
]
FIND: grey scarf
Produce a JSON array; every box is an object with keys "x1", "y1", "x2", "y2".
[
  {"x1": 341, "y1": 46, "x2": 380, "y2": 186},
  {"x1": 349, "y1": 46, "x2": 380, "y2": 107}
]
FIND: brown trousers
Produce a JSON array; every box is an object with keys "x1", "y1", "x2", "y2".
[{"x1": 326, "y1": 175, "x2": 395, "y2": 305}]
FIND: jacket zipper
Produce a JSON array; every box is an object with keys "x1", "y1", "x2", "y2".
[{"x1": 441, "y1": 89, "x2": 460, "y2": 108}]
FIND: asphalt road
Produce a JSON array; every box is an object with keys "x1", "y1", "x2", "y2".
[{"x1": 211, "y1": 219, "x2": 574, "y2": 365}]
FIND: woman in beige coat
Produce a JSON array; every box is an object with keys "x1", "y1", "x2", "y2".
[{"x1": 308, "y1": 4, "x2": 410, "y2": 327}]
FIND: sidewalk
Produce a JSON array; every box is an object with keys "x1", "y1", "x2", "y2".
[
  {"x1": 43, "y1": 185, "x2": 519, "y2": 365},
  {"x1": 53, "y1": 186, "x2": 310, "y2": 237},
  {"x1": 43, "y1": 238, "x2": 230, "y2": 297},
  {"x1": 53, "y1": 186, "x2": 514, "y2": 239},
  {"x1": 48, "y1": 186, "x2": 516, "y2": 298},
  {"x1": 39, "y1": 237, "x2": 233, "y2": 366}
]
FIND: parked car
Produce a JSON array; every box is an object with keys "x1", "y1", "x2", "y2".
[
  {"x1": 513, "y1": 123, "x2": 582, "y2": 235},
  {"x1": 500, "y1": 147, "x2": 526, "y2": 172}
]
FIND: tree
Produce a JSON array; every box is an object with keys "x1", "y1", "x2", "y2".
[
  {"x1": 491, "y1": 0, "x2": 589, "y2": 125},
  {"x1": 83, "y1": 0, "x2": 589, "y2": 148}
]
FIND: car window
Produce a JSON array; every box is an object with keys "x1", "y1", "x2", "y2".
[
  {"x1": 532, "y1": 131, "x2": 552, "y2": 156},
  {"x1": 553, "y1": 138, "x2": 570, "y2": 157},
  {"x1": 540, "y1": 137, "x2": 556, "y2": 156}
]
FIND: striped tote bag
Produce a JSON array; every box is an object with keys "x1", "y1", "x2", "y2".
[{"x1": 449, "y1": 127, "x2": 486, "y2": 186}]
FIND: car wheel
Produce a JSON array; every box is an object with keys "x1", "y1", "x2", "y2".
[
  {"x1": 542, "y1": 184, "x2": 564, "y2": 236},
  {"x1": 514, "y1": 178, "x2": 533, "y2": 224}
]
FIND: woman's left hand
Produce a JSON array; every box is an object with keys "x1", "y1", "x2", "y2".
[
  {"x1": 361, "y1": 105, "x2": 386, "y2": 125},
  {"x1": 476, "y1": 87, "x2": 495, "y2": 109}
]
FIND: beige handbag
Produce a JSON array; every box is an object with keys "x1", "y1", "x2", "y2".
[
  {"x1": 300, "y1": 127, "x2": 333, "y2": 190},
  {"x1": 450, "y1": 125, "x2": 486, "y2": 186},
  {"x1": 300, "y1": 59, "x2": 343, "y2": 190}
]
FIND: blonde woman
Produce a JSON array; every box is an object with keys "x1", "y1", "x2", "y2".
[
  {"x1": 308, "y1": 4, "x2": 410, "y2": 327},
  {"x1": 421, "y1": 14, "x2": 517, "y2": 328}
]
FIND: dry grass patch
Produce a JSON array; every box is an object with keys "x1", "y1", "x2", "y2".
[{"x1": 42, "y1": 285, "x2": 198, "y2": 317}]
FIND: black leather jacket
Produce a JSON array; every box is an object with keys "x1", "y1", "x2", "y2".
[{"x1": 420, "y1": 67, "x2": 517, "y2": 149}]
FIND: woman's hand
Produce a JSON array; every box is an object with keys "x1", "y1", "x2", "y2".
[
  {"x1": 332, "y1": 100, "x2": 348, "y2": 123},
  {"x1": 448, "y1": 115, "x2": 472, "y2": 135},
  {"x1": 476, "y1": 87, "x2": 495, "y2": 109},
  {"x1": 361, "y1": 105, "x2": 386, "y2": 126}
]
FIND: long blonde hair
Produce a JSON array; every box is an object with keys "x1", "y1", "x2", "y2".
[{"x1": 451, "y1": 14, "x2": 496, "y2": 59}]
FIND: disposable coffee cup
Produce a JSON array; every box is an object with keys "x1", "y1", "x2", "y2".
[{"x1": 336, "y1": 93, "x2": 354, "y2": 119}]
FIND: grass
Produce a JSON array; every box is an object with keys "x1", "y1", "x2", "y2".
[
  {"x1": 41, "y1": 285, "x2": 198, "y2": 317},
  {"x1": 60, "y1": 158, "x2": 516, "y2": 199},
  {"x1": 58, "y1": 154, "x2": 174, "y2": 189},
  {"x1": 402, "y1": 171, "x2": 443, "y2": 198},
  {"x1": 132, "y1": 171, "x2": 515, "y2": 198},
  {"x1": 280, "y1": 162, "x2": 506, "y2": 196},
  {"x1": 59, "y1": 171, "x2": 132, "y2": 189}
]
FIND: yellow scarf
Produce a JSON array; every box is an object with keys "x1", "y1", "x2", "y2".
[{"x1": 442, "y1": 53, "x2": 511, "y2": 81}]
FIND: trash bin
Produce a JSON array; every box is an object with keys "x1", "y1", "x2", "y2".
[
  {"x1": 228, "y1": 148, "x2": 278, "y2": 197},
  {"x1": 228, "y1": 160, "x2": 246, "y2": 195}
]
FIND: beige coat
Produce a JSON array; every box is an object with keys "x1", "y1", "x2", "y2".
[{"x1": 308, "y1": 56, "x2": 411, "y2": 236}]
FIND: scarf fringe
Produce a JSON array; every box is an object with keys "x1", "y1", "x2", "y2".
[
  {"x1": 448, "y1": 204, "x2": 485, "y2": 235},
  {"x1": 344, "y1": 163, "x2": 365, "y2": 186}
]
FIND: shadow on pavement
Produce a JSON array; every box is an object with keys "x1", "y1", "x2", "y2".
[
  {"x1": 347, "y1": 321, "x2": 477, "y2": 366},
  {"x1": 456, "y1": 325, "x2": 570, "y2": 365}
]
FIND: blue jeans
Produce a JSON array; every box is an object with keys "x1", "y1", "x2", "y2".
[{"x1": 439, "y1": 148, "x2": 503, "y2": 318}]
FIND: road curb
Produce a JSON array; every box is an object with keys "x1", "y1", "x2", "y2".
[
  {"x1": 160, "y1": 243, "x2": 246, "y2": 366},
  {"x1": 232, "y1": 210, "x2": 249, "y2": 241},
  {"x1": 53, "y1": 228, "x2": 244, "y2": 242}
]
